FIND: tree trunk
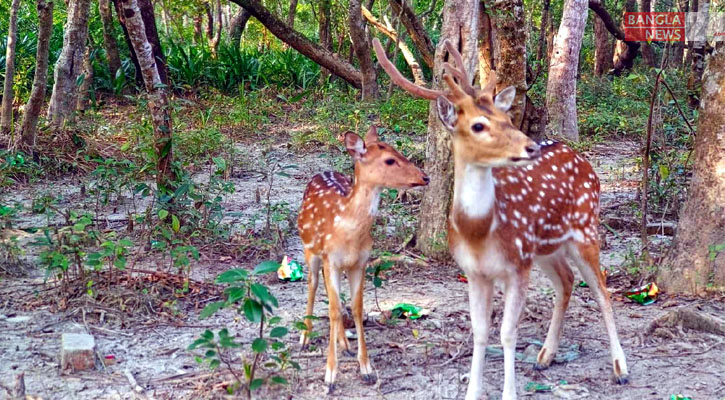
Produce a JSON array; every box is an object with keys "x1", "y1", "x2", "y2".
[
  {"x1": 417, "y1": 0, "x2": 479, "y2": 259},
  {"x1": 99, "y1": 0, "x2": 122, "y2": 78},
  {"x1": 19, "y1": 0, "x2": 54, "y2": 149},
  {"x1": 119, "y1": 0, "x2": 175, "y2": 190},
  {"x1": 687, "y1": 0, "x2": 707, "y2": 108},
  {"x1": 546, "y1": 0, "x2": 588, "y2": 142},
  {"x1": 362, "y1": 6, "x2": 425, "y2": 84},
  {"x1": 349, "y1": 0, "x2": 379, "y2": 99},
  {"x1": 210, "y1": 0, "x2": 222, "y2": 56},
  {"x1": 492, "y1": 0, "x2": 527, "y2": 129},
  {"x1": 138, "y1": 0, "x2": 168, "y2": 85},
  {"x1": 76, "y1": 44, "x2": 94, "y2": 111},
  {"x1": 319, "y1": 0, "x2": 332, "y2": 83},
  {"x1": 193, "y1": 14, "x2": 203, "y2": 44},
  {"x1": 230, "y1": 6, "x2": 251, "y2": 48},
  {"x1": 389, "y1": 0, "x2": 435, "y2": 69},
  {"x1": 639, "y1": 0, "x2": 656, "y2": 67},
  {"x1": 670, "y1": 0, "x2": 687, "y2": 67},
  {"x1": 659, "y1": 43, "x2": 725, "y2": 294},
  {"x1": 205, "y1": 2, "x2": 214, "y2": 38},
  {"x1": 47, "y1": 0, "x2": 91, "y2": 131},
  {"x1": 593, "y1": 0, "x2": 613, "y2": 76},
  {"x1": 287, "y1": 0, "x2": 298, "y2": 27},
  {"x1": 112, "y1": 0, "x2": 143, "y2": 86},
  {"x1": 231, "y1": 0, "x2": 363, "y2": 88},
  {"x1": 477, "y1": 0, "x2": 494, "y2": 87},
  {"x1": 1, "y1": 0, "x2": 22, "y2": 135},
  {"x1": 537, "y1": 0, "x2": 550, "y2": 63}
]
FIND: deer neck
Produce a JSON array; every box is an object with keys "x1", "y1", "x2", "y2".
[
  {"x1": 451, "y1": 152, "x2": 498, "y2": 237},
  {"x1": 341, "y1": 170, "x2": 382, "y2": 231}
]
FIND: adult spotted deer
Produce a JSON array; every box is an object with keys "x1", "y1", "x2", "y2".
[
  {"x1": 297, "y1": 126, "x2": 429, "y2": 393},
  {"x1": 373, "y1": 38, "x2": 628, "y2": 399}
]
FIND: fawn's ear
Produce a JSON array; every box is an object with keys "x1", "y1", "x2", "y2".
[
  {"x1": 365, "y1": 125, "x2": 379, "y2": 145},
  {"x1": 345, "y1": 132, "x2": 367, "y2": 160},
  {"x1": 436, "y1": 96, "x2": 457, "y2": 131},
  {"x1": 494, "y1": 86, "x2": 516, "y2": 112}
]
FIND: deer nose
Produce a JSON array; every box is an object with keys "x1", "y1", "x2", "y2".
[
  {"x1": 422, "y1": 175, "x2": 430, "y2": 185},
  {"x1": 525, "y1": 144, "x2": 541, "y2": 159}
]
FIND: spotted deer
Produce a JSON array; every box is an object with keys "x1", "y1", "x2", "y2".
[
  {"x1": 297, "y1": 126, "x2": 429, "y2": 393},
  {"x1": 373, "y1": 38, "x2": 629, "y2": 399}
]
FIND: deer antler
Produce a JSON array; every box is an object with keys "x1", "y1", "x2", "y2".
[
  {"x1": 443, "y1": 41, "x2": 476, "y2": 96},
  {"x1": 372, "y1": 38, "x2": 446, "y2": 100}
]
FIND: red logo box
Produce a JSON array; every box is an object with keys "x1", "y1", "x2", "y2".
[{"x1": 624, "y1": 12, "x2": 685, "y2": 41}]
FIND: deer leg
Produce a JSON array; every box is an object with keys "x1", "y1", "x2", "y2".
[
  {"x1": 501, "y1": 271, "x2": 531, "y2": 400},
  {"x1": 337, "y1": 309, "x2": 352, "y2": 356},
  {"x1": 570, "y1": 242, "x2": 629, "y2": 384},
  {"x1": 465, "y1": 274, "x2": 494, "y2": 400},
  {"x1": 300, "y1": 251, "x2": 321, "y2": 347},
  {"x1": 323, "y1": 262, "x2": 343, "y2": 393},
  {"x1": 534, "y1": 254, "x2": 574, "y2": 369},
  {"x1": 348, "y1": 265, "x2": 375, "y2": 383}
]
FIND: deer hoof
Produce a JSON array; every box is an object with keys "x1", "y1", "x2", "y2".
[
  {"x1": 614, "y1": 374, "x2": 629, "y2": 385},
  {"x1": 361, "y1": 374, "x2": 377, "y2": 384},
  {"x1": 533, "y1": 362, "x2": 550, "y2": 371},
  {"x1": 343, "y1": 349, "x2": 356, "y2": 357},
  {"x1": 326, "y1": 384, "x2": 336, "y2": 395}
]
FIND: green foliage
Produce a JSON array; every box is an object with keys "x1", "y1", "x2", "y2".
[{"x1": 189, "y1": 261, "x2": 299, "y2": 396}]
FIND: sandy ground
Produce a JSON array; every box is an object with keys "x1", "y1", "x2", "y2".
[{"x1": 2, "y1": 138, "x2": 725, "y2": 400}]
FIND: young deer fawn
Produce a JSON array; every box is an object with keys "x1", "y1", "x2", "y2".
[
  {"x1": 297, "y1": 126, "x2": 428, "y2": 393},
  {"x1": 373, "y1": 39, "x2": 628, "y2": 399}
]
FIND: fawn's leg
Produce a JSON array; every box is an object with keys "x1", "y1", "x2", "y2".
[
  {"x1": 570, "y1": 242, "x2": 629, "y2": 384},
  {"x1": 535, "y1": 253, "x2": 574, "y2": 369},
  {"x1": 500, "y1": 270, "x2": 531, "y2": 400},
  {"x1": 323, "y1": 261, "x2": 343, "y2": 393},
  {"x1": 348, "y1": 265, "x2": 375, "y2": 383},
  {"x1": 300, "y1": 251, "x2": 321, "y2": 347},
  {"x1": 465, "y1": 274, "x2": 494, "y2": 400}
]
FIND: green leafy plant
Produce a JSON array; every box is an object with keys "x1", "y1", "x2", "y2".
[{"x1": 189, "y1": 261, "x2": 298, "y2": 398}]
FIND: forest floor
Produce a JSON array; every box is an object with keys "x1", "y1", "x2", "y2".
[{"x1": 1, "y1": 97, "x2": 725, "y2": 400}]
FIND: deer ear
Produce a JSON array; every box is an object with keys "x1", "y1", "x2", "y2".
[
  {"x1": 344, "y1": 132, "x2": 367, "y2": 160},
  {"x1": 494, "y1": 86, "x2": 516, "y2": 112},
  {"x1": 436, "y1": 96, "x2": 457, "y2": 131},
  {"x1": 365, "y1": 125, "x2": 379, "y2": 144}
]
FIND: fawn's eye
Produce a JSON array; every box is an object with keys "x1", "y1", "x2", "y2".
[
  {"x1": 385, "y1": 158, "x2": 396, "y2": 166},
  {"x1": 471, "y1": 123, "x2": 486, "y2": 133}
]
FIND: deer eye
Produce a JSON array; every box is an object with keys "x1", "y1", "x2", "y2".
[
  {"x1": 471, "y1": 123, "x2": 486, "y2": 133},
  {"x1": 384, "y1": 158, "x2": 396, "y2": 166}
]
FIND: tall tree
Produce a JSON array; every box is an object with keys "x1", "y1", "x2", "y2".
[
  {"x1": 113, "y1": 0, "x2": 168, "y2": 86},
  {"x1": 389, "y1": 0, "x2": 435, "y2": 69},
  {"x1": 99, "y1": 0, "x2": 122, "y2": 77},
  {"x1": 1, "y1": 0, "x2": 22, "y2": 135},
  {"x1": 349, "y1": 0, "x2": 379, "y2": 99},
  {"x1": 659, "y1": 43, "x2": 725, "y2": 294},
  {"x1": 545, "y1": 0, "x2": 588, "y2": 141},
  {"x1": 19, "y1": 0, "x2": 54, "y2": 148},
  {"x1": 416, "y1": 0, "x2": 479, "y2": 258},
  {"x1": 47, "y1": 0, "x2": 92, "y2": 130},
  {"x1": 231, "y1": 0, "x2": 364, "y2": 88},
  {"x1": 477, "y1": 0, "x2": 494, "y2": 87},
  {"x1": 119, "y1": 0, "x2": 175, "y2": 190},
  {"x1": 76, "y1": 44, "x2": 94, "y2": 111},
  {"x1": 210, "y1": 0, "x2": 222, "y2": 56},
  {"x1": 593, "y1": 0, "x2": 613, "y2": 75},
  {"x1": 492, "y1": 0, "x2": 527, "y2": 128},
  {"x1": 287, "y1": 0, "x2": 298, "y2": 27},
  {"x1": 318, "y1": 0, "x2": 333, "y2": 83},
  {"x1": 687, "y1": 0, "x2": 707, "y2": 108},
  {"x1": 229, "y1": 6, "x2": 251, "y2": 48}
]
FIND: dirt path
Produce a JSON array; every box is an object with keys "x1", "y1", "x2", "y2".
[{"x1": 2, "y1": 139, "x2": 725, "y2": 400}]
